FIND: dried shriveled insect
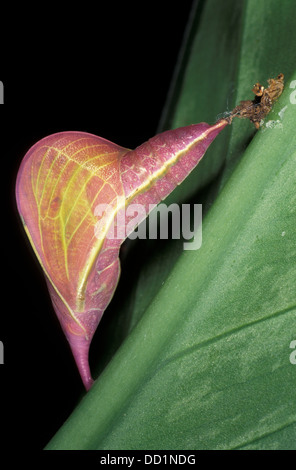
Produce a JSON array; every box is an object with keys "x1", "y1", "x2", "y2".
[{"x1": 228, "y1": 73, "x2": 284, "y2": 129}]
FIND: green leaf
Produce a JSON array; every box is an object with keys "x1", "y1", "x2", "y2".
[{"x1": 46, "y1": 0, "x2": 296, "y2": 450}]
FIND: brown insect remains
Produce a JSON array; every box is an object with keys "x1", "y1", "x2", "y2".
[{"x1": 227, "y1": 73, "x2": 284, "y2": 129}]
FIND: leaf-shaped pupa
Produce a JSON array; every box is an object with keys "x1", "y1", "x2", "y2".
[{"x1": 15, "y1": 121, "x2": 227, "y2": 390}]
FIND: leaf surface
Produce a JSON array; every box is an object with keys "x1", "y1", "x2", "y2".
[
  {"x1": 45, "y1": 0, "x2": 296, "y2": 450},
  {"x1": 46, "y1": 73, "x2": 296, "y2": 451}
]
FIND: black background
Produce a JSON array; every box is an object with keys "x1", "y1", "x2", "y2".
[{"x1": 1, "y1": 1, "x2": 195, "y2": 451}]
